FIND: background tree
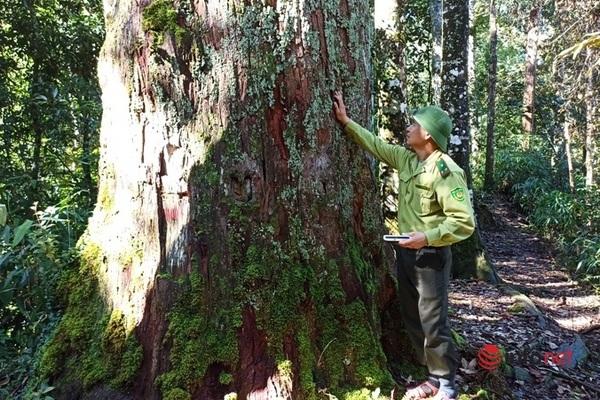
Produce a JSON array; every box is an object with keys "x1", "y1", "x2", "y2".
[
  {"x1": 430, "y1": 0, "x2": 443, "y2": 104},
  {"x1": 484, "y1": 0, "x2": 498, "y2": 190},
  {"x1": 374, "y1": 0, "x2": 411, "y2": 231},
  {"x1": 521, "y1": 4, "x2": 541, "y2": 145},
  {"x1": 441, "y1": 0, "x2": 498, "y2": 281}
]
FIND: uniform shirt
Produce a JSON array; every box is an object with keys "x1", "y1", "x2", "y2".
[{"x1": 343, "y1": 119, "x2": 475, "y2": 247}]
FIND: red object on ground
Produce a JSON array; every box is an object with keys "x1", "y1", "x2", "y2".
[{"x1": 477, "y1": 343, "x2": 503, "y2": 371}]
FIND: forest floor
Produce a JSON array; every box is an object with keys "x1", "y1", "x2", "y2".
[{"x1": 442, "y1": 194, "x2": 600, "y2": 400}]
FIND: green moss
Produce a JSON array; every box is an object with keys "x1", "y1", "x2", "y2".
[
  {"x1": 164, "y1": 388, "x2": 192, "y2": 400},
  {"x1": 507, "y1": 302, "x2": 525, "y2": 314},
  {"x1": 318, "y1": 301, "x2": 393, "y2": 393},
  {"x1": 118, "y1": 239, "x2": 144, "y2": 269},
  {"x1": 277, "y1": 359, "x2": 293, "y2": 379},
  {"x1": 38, "y1": 237, "x2": 142, "y2": 390},
  {"x1": 347, "y1": 237, "x2": 376, "y2": 295},
  {"x1": 218, "y1": 372, "x2": 233, "y2": 385},
  {"x1": 451, "y1": 329, "x2": 468, "y2": 350},
  {"x1": 343, "y1": 389, "x2": 373, "y2": 400},
  {"x1": 142, "y1": 0, "x2": 187, "y2": 45},
  {"x1": 297, "y1": 321, "x2": 317, "y2": 399},
  {"x1": 98, "y1": 181, "x2": 114, "y2": 211},
  {"x1": 156, "y1": 272, "x2": 240, "y2": 396}
]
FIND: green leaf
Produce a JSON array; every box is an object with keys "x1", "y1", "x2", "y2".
[
  {"x1": 0, "y1": 204, "x2": 6, "y2": 226},
  {"x1": 12, "y1": 219, "x2": 34, "y2": 246},
  {"x1": 0, "y1": 252, "x2": 11, "y2": 270}
]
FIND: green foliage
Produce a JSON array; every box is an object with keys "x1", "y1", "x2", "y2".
[
  {"x1": 0, "y1": 201, "x2": 88, "y2": 398},
  {"x1": 491, "y1": 146, "x2": 600, "y2": 283},
  {"x1": 0, "y1": 0, "x2": 103, "y2": 217}
]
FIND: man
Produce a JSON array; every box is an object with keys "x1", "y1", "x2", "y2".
[{"x1": 332, "y1": 91, "x2": 475, "y2": 400}]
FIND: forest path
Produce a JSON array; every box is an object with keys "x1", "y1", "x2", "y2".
[{"x1": 446, "y1": 194, "x2": 600, "y2": 399}]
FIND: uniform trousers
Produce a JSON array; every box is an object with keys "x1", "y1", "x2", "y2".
[{"x1": 395, "y1": 246, "x2": 459, "y2": 395}]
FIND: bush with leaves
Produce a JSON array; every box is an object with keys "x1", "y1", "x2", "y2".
[{"x1": 0, "y1": 199, "x2": 88, "y2": 399}]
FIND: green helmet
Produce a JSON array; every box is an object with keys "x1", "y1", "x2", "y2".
[{"x1": 411, "y1": 106, "x2": 453, "y2": 152}]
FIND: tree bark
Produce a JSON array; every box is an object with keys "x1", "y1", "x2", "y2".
[
  {"x1": 374, "y1": 0, "x2": 410, "y2": 231},
  {"x1": 564, "y1": 118, "x2": 575, "y2": 192},
  {"x1": 585, "y1": 47, "x2": 597, "y2": 187},
  {"x1": 441, "y1": 0, "x2": 499, "y2": 283},
  {"x1": 467, "y1": 0, "x2": 478, "y2": 157},
  {"x1": 484, "y1": 0, "x2": 497, "y2": 191},
  {"x1": 429, "y1": 0, "x2": 443, "y2": 106},
  {"x1": 522, "y1": 6, "x2": 541, "y2": 146},
  {"x1": 39, "y1": 1, "x2": 408, "y2": 399}
]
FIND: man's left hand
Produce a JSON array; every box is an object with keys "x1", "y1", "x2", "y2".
[{"x1": 397, "y1": 232, "x2": 428, "y2": 249}]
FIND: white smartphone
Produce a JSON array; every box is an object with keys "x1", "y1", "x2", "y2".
[{"x1": 383, "y1": 234, "x2": 411, "y2": 242}]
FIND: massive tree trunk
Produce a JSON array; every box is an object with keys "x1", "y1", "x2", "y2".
[
  {"x1": 441, "y1": 0, "x2": 498, "y2": 283},
  {"x1": 429, "y1": 0, "x2": 443, "y2": 105},
  {"x1": 522, "y1": 6, "x2": 541, "y2": 146},
  {"x1": 38, "y1": 1, "x2": 411, "y2": 399},
  {"x1": 483, "y1": 0, "x2": 497, "y2": 191}
]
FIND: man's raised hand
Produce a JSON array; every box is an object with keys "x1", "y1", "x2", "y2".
[{"x1": 332, "y1": 90, "x2": 350, "y2": 126}]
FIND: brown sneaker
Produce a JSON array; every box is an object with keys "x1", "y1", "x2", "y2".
[
  {"x1": 431, "y1": 391, "x2": 457, "y2": 400},
  {"x1": 401, "y1": 379, "x2": 440, "y2": 400}
]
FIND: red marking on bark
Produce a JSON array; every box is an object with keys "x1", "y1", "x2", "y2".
[
  {"x1": 237, "y1": 306, "x2": 275, "y2": 399},
  {"x1": 164, "y1": 207, "x2": 180, "y2": 222},
  {"x1": 266, "y1": 76, "x2": 289, "y2": 161}
]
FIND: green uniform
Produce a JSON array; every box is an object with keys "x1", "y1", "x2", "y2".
[
  {"x1": 343, "y1": 119, "x2": 475, "y2": 397},
  {"x1": 343, "y1": 120, "x2": 475, "y2": 244}
]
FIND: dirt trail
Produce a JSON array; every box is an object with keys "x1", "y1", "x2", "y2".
[{"x1": 446, "y1": 195, "x2": 600, "y2": 399}]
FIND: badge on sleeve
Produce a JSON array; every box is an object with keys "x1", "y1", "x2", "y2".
[{"x1": 451, "y1": 187, "x2": 466, "y2": 201}]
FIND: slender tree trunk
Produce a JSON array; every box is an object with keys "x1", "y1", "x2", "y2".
[
  {"x1": 441, "y1": 0, "x2": 471, "y2": 181},
  {"x1": 522, "y1": 7, "x2": 541, "y2": 147},
  {"x1": 484, "y1": 0, "x2": 497, "y2": 190},
  {"x1": 374, "y1": 0, "x2": 410, "y2": 230},
  {"x1": 585, "y1": 47, "x2": 597, "y2": 187},
  {"x1": 467, "y1": 0, "x2": 478, "y2": 156},
  {"x1": 430, "y1": 0, "x2": 443, "y2": 105},
  {"x1": 40, "y1": 1, "x2": 407, "y2": 399},
  {"x1": 442, "y1": 0, "x2": 499, "y2": 282},
  {"x1": 564, "y1": 118, "x2": 575, "y2": 192}
]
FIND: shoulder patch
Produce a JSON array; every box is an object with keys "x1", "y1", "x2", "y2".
[
  {"x1": 436, "y1": 159, "x2": 451, "y2": 178},
  {"x1": 451, "y1": 187, "x2": 466, "y2": 202}
]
